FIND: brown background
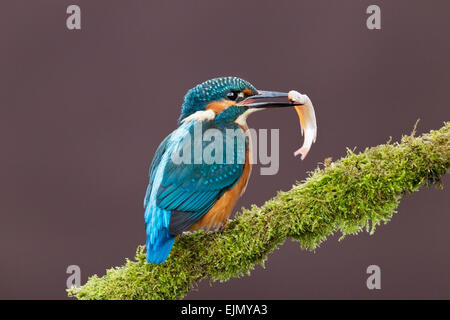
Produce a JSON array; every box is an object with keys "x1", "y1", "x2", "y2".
[{"x1": 0, "y1": 0, "x2": 449, "y2": 299}]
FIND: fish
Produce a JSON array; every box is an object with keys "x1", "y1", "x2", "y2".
[{"x1": 288, "y1": 90, "x2": 317, "y2": 160}]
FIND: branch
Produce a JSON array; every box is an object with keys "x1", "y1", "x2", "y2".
[{"x1": 68, "y1": 123, "x2": 450, "y2": 300}]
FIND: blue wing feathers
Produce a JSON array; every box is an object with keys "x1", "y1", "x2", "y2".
[
  {"x1": 144, "y1": 121, "x2": 247, "y2": 263},
  {"x1": 144, "y1": 135, "x2": 170, "y2": 208}
]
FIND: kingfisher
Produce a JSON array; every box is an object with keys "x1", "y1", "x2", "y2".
[{"x1": 144, "y1": 77, "x2": 317, "y2": 263}]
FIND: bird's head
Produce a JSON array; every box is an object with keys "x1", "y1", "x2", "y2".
[{"x1": 178, "y1": 76, "x2": 301, "y2": 126}]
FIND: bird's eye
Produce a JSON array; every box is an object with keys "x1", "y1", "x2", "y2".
[{"x1": 226, "y1": 91, "x2": 239, "y2": 101}]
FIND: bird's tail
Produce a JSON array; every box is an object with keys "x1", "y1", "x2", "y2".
[
  {"x1": 146, "y1": 230, "x2": 175, "y2": 264},
  {"x1": 145, "y1": 202, "x2": 175, "y2": 264}
]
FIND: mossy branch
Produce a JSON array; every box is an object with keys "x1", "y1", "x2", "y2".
[{"x1": 68, "y1": 123, "x2": 450, "y2": 300}]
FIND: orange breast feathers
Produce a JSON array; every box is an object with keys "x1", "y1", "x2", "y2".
[
  {"x1": 189, "y1": 147, "x2": 252, "y2": 231},
  {"x1": 205, "y1": 100, "x2": 236, "y2": 115}
]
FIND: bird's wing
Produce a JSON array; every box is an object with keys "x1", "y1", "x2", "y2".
[
  {"x1": 143, "y1": 134, "x2": 171, "y2": 208},
  {"x1": 155, "y1": 121, "x2": 247, "y2": 234}
]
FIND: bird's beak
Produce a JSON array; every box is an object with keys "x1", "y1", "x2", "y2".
[
  {"x1": 238, "y1": 89, "x2": 317, "y2": 160},
  {"x1": 238, "y1": 90, "x2": 297, "y2": 109}
]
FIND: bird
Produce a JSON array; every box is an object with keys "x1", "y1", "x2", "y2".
[{"x1": 143, "y1": 76, "x2": 316, "y2": 264}]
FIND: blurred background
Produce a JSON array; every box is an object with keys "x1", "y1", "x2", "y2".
[{"x1": 0, "y1": 0, "x2": 449, "y2": 299}]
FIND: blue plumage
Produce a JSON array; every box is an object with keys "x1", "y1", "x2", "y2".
[
  {"x1": 144, "y1": 119, "x2": 248, "y2": 263},
  {"x1": 144, "y1": 126, "x2": 183, "y2": 264}
]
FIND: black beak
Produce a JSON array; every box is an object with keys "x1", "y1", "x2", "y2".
[{"x1": 238, "y1": 90, "x2": 301, "y2": 109}]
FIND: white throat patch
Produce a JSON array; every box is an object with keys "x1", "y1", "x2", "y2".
[
  {"x1": 181, "y1": 109, "x2": 216, "y2": 123},
  {"x1": 234, "y1": 108, "x2": 263, "y2": 127}
]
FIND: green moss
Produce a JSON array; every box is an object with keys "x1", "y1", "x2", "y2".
[{"x1": 68, "y1": 123, "x2": 450, "y2": 300}]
